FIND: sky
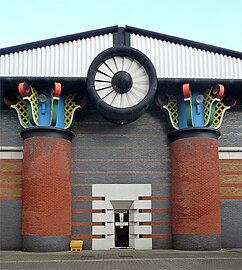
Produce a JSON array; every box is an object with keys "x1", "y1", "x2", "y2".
[{"x1": 1, "y1": 0, "x2": 242, "y2": 52}]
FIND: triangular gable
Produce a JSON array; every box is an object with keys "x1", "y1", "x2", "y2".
[{"x1": 0, "y1": 25, "x2": 241, "y2": 79}]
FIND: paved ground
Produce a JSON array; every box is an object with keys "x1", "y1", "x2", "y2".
[{"x1": 1, "y1": 249, "x2": 241, "y2": 270}]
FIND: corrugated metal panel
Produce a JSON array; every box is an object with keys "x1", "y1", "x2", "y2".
[
  {"x1": 131, "y1": 34, "x2": 242, "y2": 79},
  {"x1": 0, "y1": 34, "x2": 113, "y2": 77},
  {"x1": 1, "y1": 32, "x2": 241, "y2": 79}
]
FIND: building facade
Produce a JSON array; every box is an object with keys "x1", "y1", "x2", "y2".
[{"x1": 0, "y1": 26, "x2": 241, "y2": 251}]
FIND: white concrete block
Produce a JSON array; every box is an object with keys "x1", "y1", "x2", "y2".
[
  {"x1": 219, "y1": 152, "x2": 229, "y2": 159},
  {"x1": 0, "y1": 151, "x2": 23, "y2": 159},
  {"x1": 11, "y1": 152, "x2": 23, "y2": 159},
  {"x1": 92, "y1": 225, "x2": 114, "y2": 235},
  {"x1": 92, "y1": 200, "x2": 113, "y2": 210},
  {"x1": 92, "y1": 213, "x2": 114, "y2": 222},
  {"x1": 134, "y1": 238, "x2": 152, "y2": 249},
  {"x1": 133, "y1": 200, "x2": 151, "y2": 209},
  {"x1": 0, "y1": 152, "x2": 12, "y2": 159},
  {"x1": 92, "y1": 184, "x2": 151, "y2": 200},
  {"x1": 92, "y1": 238, "x2": 114, "y2": 250},
  {"x1": 229, "y1": 152, "x2": 242, "y2": 159},
  {"x1": 133, "y1": 213, "x2": 152, "y2": 222},
  {"x1": 134, "y1": 225, "x2": 152, "y2": 234}
]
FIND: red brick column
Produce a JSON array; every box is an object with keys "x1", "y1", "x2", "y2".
[
  {"x1": 168, "y1": 128, "x2": 221, "y2": 250},
  {"x1": 21, "y1": 127, "x2": 74, "y2": 251}
]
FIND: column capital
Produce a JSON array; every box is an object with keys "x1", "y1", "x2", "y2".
[
  {"x1": 156, "y1": 83, "x2": 236, "y2": 131},
  {"x1": 20, "y1": 127, "x2": 75, "y2": 142},
  {"x1": 168, "y1": 127, "x2": 221, "y2": 143}
]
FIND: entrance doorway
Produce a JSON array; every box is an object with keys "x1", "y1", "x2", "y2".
[{"x1": 115, "y1": 210, "x2": 129, "y2": 247}]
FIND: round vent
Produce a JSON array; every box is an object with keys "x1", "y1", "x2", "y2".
[{"x1": 87, "y1": 46, "x2": 157, "y2": 124}]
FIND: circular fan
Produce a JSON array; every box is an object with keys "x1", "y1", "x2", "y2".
[{"x1": 87, "y1": 46, "x2": 157, "y2": 124}]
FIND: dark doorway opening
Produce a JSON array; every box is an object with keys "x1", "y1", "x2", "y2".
[{"x1": 115, "y1": 210, "x2": 129, "y2": 247}]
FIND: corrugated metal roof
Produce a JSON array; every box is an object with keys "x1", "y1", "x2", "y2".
[
  {"x1": 1, "y1": 25, "x2": 241, "y2": 79},
  {"x1": 0, "y1": 34, "x2": 113, "y2": 77},
  {"x1": 130, "y1": 34, "x2": 242, "y2": 79}
]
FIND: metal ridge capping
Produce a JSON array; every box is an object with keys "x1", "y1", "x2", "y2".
[
  {"x1": 126, "y1": 25, "x2": 242, "y2": 59},
  {"x1": 1, "y1": 25, "x2": 242, "y2": 59},
  {"x1": 0, "y1": 25, "x2": 119, "y2": 55}
]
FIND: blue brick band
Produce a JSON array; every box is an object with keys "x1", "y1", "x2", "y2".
[
  {"x1": 22, "y1": 236, "x2": 70, "y2": 252},
  {"x1": 173, "y1": 234, "x2": 221, "y2": 250}
]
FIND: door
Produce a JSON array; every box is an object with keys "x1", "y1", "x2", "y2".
[{"x1": 115, "y1": 210, "x2": 129, "y2": 247}]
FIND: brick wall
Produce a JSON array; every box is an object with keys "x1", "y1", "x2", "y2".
[
  {"x1": 220, "y1": 159, "x2": 242, "y2": 248},
  {"x1": 0, "y1": 108, "x2": 241, "y2": 250},
  {"x1": 170, "y1": 136, "x2": 221, "y2": 250},
  {"x1": 22, "y1": 136, "x2": 72, "y2": 237},
  {"x1": 0, "y1": 158, "x2": 22, "y2": 249},
  {"x1": 71, "y1": 111, "x2": 172, "y2": 249}
]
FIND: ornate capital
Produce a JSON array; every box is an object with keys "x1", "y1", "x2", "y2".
[
  {"x1": 4, "y1": 82, "x2": 87, "y2": 130},
  {"x1": 156, "y1": 83, "x2": 236, "y2": 130}
]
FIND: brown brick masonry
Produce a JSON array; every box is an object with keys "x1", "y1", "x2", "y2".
[
  {"x1": 140, "y1": 221, "x2": 171, "y2": 226},
  {"x1": 72, "y1": 196, "x2": 105, "y2": 201},
  {"x1": 140, "y1": 234, "x2": 172, "y2": 238},
  {"x1": 139, "y1": 209, "x2": 171, "y2": 213},
  {"x1": 72, "y1": 234, "x2": 105, "y2": 239},
  {"x1": 139, "y1": 196, "x2": 171, "y2": 200},
  {"x1": 219, "y1": 159, "x2": 242, "y2": 200},
  {"x1": 0, "y1": 159, "x2": 23, "y2": 200},
  {"x1": 72, "y1": 222, "x2": 104, "y2": 226},
  {"x1": 72, "y1": 209, "x2": 105, "y2": 214},
  {"x1": 0, "y1": 159, "x2": 22, "y2": 170},
  {"x1": 22, "y1": 136, "x2": 72, "y2": 236},
  {"x1": 171, "y1": 137, "x2": 221, "y2": 235}
]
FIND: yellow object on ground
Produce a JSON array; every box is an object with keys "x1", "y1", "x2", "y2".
[{"x1": 70, "y1": 240, "x2": 83, "y2": 252}]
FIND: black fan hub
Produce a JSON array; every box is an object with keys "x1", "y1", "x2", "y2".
[{"x1": 111, "y1": 71, "x2": 133, "y2": 94}]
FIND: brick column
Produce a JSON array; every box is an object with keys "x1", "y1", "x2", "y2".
[
  {"x1": 21, "y1": 127, "x2": 74, "y2": 252},
  {"x1": 168, "y1": 128, "x2": 221, "y2": 250}
]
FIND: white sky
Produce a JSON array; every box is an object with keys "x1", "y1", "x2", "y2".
[{"x1": 1, "y1": 0, "x2": 242, "y2": 52}]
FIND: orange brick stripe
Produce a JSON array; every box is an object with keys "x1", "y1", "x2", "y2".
[
  {"x1": 72, "y1": 196, "x2": 105, "y2": 201},
  {"x1": 72, "y1": 222, "x2": 104, "y2": 227},
  {"x1": 0, "y1": 134, "x2": 19, "y2": 137},
  {"x1": 220, "y1": 171, "x2": 242, "y2": 175},
  {"x1": 0, "y1": 196, "x2": 22, "y2": 200},
  {"x1": 140, "y1": 221, "x2": 171, "y2": 226},
  {"x1": 0, "y1": 171, "x2": 22, "y2": 176},
  {"x1": 72, "y1": 209, "x2": 104, "y2": 214},
  {"x1": 220, "y1": 183, "x2": 242, "y2": 188},
  {"x1": 139, "y1": 196, "x2": 171, "y2": 200},
  {"x1": 0, "y1": 159, "x2": 22, "y2": 163},
  {"x1": 220, "y1": 159, "x2": 242, "y2": 164},
  {"x1": 140, "y1": 234, "x2": 172, "y2": 239},
  {"x1": 140, "y1": 209, "x2": 171, "y2": 213},
  {"x1": 72, "y1": 234, "x2": 105, "y2": 239},
  {"x1": 220, "y1": 196, "x2": 242, "y2": 200}
]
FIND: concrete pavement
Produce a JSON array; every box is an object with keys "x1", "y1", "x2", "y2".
[{"x1": 1, "y1": 249, "x2": 241, "y2": 270}]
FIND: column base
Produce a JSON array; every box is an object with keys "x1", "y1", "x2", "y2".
[
  {"x1": 173, "y1": 234, "x2": 221, "y2": 251},
  {"x1": 23, "y1": 236, "x2": 71, "y2": 252}
]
